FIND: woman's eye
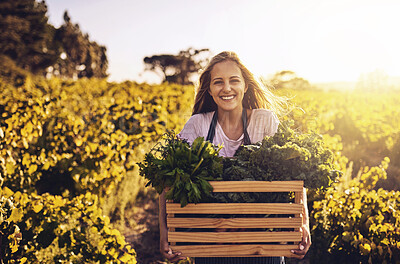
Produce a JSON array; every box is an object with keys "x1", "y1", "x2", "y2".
[
  {"x1": 214, "y1": 81, "x2": 223, "y2": 85},
  {"x1": 231, "y1": 79, "x2": 240, "y2": 83}
]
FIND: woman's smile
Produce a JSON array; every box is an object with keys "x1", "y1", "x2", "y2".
[{"x1": 220, "y1": 95, "x2": 236, "y2": 100}]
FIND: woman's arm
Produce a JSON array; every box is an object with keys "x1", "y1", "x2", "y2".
[
  {"x1": 291, "y1": 187, "x2": 312, "y2": 259},
  {"x1": 159, "y1": 191, "x2": 186, "y2": 262}
]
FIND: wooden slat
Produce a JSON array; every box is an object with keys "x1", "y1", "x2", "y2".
[
  {"x1": 295, "y1": 191, "x2": 302, "y2": 208},
  {"x1": 168, "y1": 231, "x2": 301, "y2": 243},
  {"x1": 169, "y1": 213, "x2": 176, "y2": 246},
  {"x1": 166, "y1": 181, "x2": 304, "y2": 257},
  {"x1": 294, "y1": 191, "x2": 303, "y2": 234},
  {"x1": 167, "y1": 217, "x2": 302, "y2": 228},
  {"x1": 166, "y1": 203, "x2": 302, "y2": 214},
  {"x1": 170, "y1": 244, "x2": 299, "y2": 257},
  {"x1": 209, "y1": 181, "x2": 303, "y2": 192}
]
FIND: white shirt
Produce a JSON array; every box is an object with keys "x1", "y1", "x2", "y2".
[{"x1": 177, "y1": 109, "x2": 279, "y2": 157}]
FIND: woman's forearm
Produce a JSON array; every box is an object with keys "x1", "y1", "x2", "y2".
[
  {"x1": 302, "y1": 187, "x2": 309, "y2": 226},
  {"x1": 159, "y1": 191, "x2": 185, "y2": 261},
  {"x1": 159, "y1": 191, "x2": 168, "y2": 243}
]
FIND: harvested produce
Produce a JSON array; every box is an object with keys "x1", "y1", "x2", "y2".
[
  {"x1": 138, "y1": 132, "x2": 223, "y2": 207},
  {"x1": 139, "y1": 124, "x2": 341, "y2": 206}
]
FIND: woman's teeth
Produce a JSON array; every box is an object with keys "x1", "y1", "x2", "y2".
[{"x1": 221, "y1": 95, "x2": 235, "y2": 100}]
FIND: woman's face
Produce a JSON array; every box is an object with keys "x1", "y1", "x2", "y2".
[{"x1": 208, "y1": 60, "x2": 247, "y2": 113}]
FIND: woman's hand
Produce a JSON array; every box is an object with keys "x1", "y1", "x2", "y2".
[
  {"x1": 291, "y1": 187, "x2": 311, "y2": 259},
  {"x1": 290, "y1": 224, "x2": 312, "y2": 258},
  {"x1": 159, "y1": 191, "x2": 186, "y2": 262},
  {"x1": 160, "y1": 240, "x2": 186, "y2": 263}
]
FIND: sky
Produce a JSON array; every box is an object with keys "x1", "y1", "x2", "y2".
[{"x1": 45, "y1": 0, "x2": 400, "y2": 84}]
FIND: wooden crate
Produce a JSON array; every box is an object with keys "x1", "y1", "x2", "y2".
[{"x1": 166, "y1": 180, "x2": 304, "y2": 258}]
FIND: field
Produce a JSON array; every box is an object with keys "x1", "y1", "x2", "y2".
[{"x1": 1, "y1": 77, "x2": 400, "y2": 263}]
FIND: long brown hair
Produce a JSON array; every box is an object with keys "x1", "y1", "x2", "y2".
[{"x1": 192, "y1": 51, "x2": 285, "y2": 116}]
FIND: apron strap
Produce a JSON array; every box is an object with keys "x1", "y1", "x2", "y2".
[
  {"x1": 242, "y1": 108, "x2": 251, "y2": 145},
  {"x1": 206, "y1": 111, "x2": 218, "y2": 142},
  {"x1": 206, "y1": 109, "x2": 251, "y2": 145}
]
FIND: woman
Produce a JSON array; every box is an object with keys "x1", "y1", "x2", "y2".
[{"x1": 159, "y1": 51, "x2": 311, "y2": 264}]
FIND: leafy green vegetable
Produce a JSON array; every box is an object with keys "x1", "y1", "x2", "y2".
[
  {"x1": 223, "y1": 122, "x2": 341, "y2": 188},
  {"x1": 139, "y1": 123, "x2": 341, "y2": 206},
  {"x1": 207, "y1": 121, "x2": 342, "y2": 203},
  {"x1": 138, "y1": 131, "x2": 223, "y2": 207}
]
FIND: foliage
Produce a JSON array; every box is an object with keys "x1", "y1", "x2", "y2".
[
  {"x1": 139, "y1": 133, "x2": 223, "y2": 207},
  {"x1": 50, "y1": 11, "x2": 108, "y2": 78},
  {"x1": 0, "y1": 78, "x2": 193, "y2": 197},
  {"x1": 140, "y1": 123, "x2": 340, "y2": 205},
  {"x1": 200, "y1": 123, "x2": 339, "y2": 204},
  {"x1": 356, "y1": 69, "x2": 394, "y2": 92},
  {"x1": 277, "y1": 88, "x2": 400, "y2": 189},
  {"x1": 310, "y1": 158, "x2": 400, "y2": 264},
  {"x1": 0, "y1": 77, "x2": 195, "y2": 263},
  {"x1": 1, "y1": 186, "x2": 136, "y2": 264},
  {"x1": 143, "y1": 47, "x2": 210, "y2": 85},
  {"x1": 0, "y1": 177, "x2": 22, "y2": 263},
  {"x1": 0, "y1": 0, "x2": 107, "y2": 80},
  {"x1": 1, "y1": 75, "x2": 400, "y2": 263},
  {"x1": 263, "y1": 70, "x2": 312, "y2": 90},
  {"x1": 0, "y1": 55, "x2": 31, "y2": 86},
  {"x1": 225, "y1": 122, "x2": 341, "y2": 188},
  {"x1": 0, "y1": 81, "x2": 49, "y2": 193},
  {"x1": 0, "y1": 0, "x2": 56, "y2": 75}
]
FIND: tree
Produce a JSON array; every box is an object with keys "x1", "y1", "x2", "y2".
[
  {"x1": 0, "y1": 1, "x2": 108, "y2": 80},
  {"x1": 263, "y1": 70, "x2": 312, "y2": 90},
  {"x1": 49, "y1": 11, "x2": 108, "y2": 79},
  {"x1": 356, "y1": 70, "x2": 389, "y2": 92},
  {"x1": 143, "y1": 48, "x2": 210, "y2": 85},
  {"x1": 0, "y1": 0, "x2": 58, "y2": 75}
]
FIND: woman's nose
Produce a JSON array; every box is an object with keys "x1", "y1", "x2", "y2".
[{"x1": 222, "y1": 81, "x2": 232, "y2": 91}]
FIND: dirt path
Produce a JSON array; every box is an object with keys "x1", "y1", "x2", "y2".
[{"x1": 123, "y1": 191, "x2": 166, "y2": 264}]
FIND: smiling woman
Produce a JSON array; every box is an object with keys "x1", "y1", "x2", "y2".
[
  {"x1": 158, "y1": 51, "x2": 311, "y2": 264},
  {"x1": 187, "y1": 51, "x2": 285, "y2": 157}
]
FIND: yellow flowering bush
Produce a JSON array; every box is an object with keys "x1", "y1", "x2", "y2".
[{"x1": 311, "y1": 158, "x2": 400, "y2": 263}]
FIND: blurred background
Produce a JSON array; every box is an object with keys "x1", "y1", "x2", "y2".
[
  {"x1": 1, "y1": 0, "x2": 400, "y2": 263},
  {"x1": 2, "y1": 0, "x2": 400, "y2": 86}
]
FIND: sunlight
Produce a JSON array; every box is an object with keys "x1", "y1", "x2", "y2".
[
  {"x1": 240, "y1": 1, "x2": 400, "y2": 83},
  {"x1": 287, "y1": 2, "x2": 400, "y2": 82}
]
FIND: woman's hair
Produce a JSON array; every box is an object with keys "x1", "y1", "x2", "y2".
[{"x1": 192, "y1": 51, "x2": 286, "y2": 116}]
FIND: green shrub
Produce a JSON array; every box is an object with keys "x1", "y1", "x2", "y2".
[
  {"x1": 0, "y1": 178, "x2": 23, "y2": 263},
  {"x1": 0, "y1": 77, "x2": 195, "y2": 263},
  {"x1": 2, "y1": 187, "x2": 136, "y2": 263},
  {"x1": 310, "y1": 158, "x2": 400, "y2": 264}
]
